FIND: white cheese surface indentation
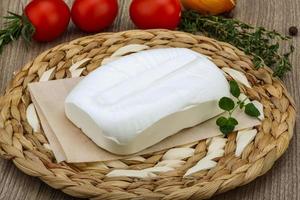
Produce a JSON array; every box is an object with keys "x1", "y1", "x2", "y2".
[{"x1": 65, "y1": 48, "x2": 230, "y2": 155}]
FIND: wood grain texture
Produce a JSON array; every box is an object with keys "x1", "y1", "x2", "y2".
[{"x1": 0, "y1": 0, "x2": 299, "y2": 200}]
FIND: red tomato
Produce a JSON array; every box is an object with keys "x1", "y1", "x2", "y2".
[
  {"x1": 25, "y1": 0, "x2": 71, "y2": 42},
  {"x1": 130, "y1": 0, "x2": 181, "y2": 29},
  {"x1": 71, "y1": 0, "x2": 118, "y2": 32}
]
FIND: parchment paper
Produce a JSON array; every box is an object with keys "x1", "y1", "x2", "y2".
[{"x1": 28, "y1": 78, "x2": 261, "y2": 163}]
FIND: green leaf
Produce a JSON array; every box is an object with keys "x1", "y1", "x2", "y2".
[
  {"x1": 219, "y1": 124, "x2": 235, "y2": 136},
  {"x1": 216, "y1": 116, "x2": 227, "y2": 126},
  {"x1": 219, "y1": 97, "x2": 235, "y2": 111},
  {"x1": 245, "y1": 103, "x2": 260, "y2": 117},
  {"x1": 216, "y1": 117, "x2": 238, "y2": 136},
  {"x1": 229, "y1": 80, "x2": 240, "y2": 98},
  {"x1": 228, "y1": 117, "x2": 238, "y2": 126}
]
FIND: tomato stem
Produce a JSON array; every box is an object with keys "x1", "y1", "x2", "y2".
[{"x1": 0, "y1": 12, "x2": 35, "y2": 54}]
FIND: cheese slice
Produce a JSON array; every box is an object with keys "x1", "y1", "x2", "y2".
[{"x1": 65, "y1": 48, "x2": 230, "y2": 155}]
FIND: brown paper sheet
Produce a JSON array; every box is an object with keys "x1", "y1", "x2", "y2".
[{"x1": 28, "y1": 78, "x2": 261, "y2": 163}]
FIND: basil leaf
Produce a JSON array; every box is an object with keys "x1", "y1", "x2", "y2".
[
  {"x1": 229, "y1": 80, "x2": 240, "y2": 98},
  {"x1": 219, "y1": 124, "x2": 235, "y2": 136},
  {"x1": 228, "y1": 117, "x2": 238, "y2": 126},
  {"x1": 219, "y1": 97, "x2": 235, "y2": 111},
  {"x1": 216, "y1": 116, "x2": 227, "y2": 126},
  {"x1": 245, "y1": 103, "x2": 260, "y2": 117}
]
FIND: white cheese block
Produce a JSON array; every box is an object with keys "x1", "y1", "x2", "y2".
[{"x1": 65, "y1": 48, "x2": 230, "y2": 155}]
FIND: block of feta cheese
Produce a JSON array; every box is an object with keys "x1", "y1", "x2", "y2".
[{"x1": 65, "y1": 48, "x2": 230, "y2": 155}]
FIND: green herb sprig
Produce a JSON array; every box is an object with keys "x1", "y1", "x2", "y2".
[
  {"x1": 216, "y1": 80, "x2": 260, "y2": 136},
  {"x1": 0, "y1": 12, "x2": 35, "y2": 53},
  {"x1": 179, "y1": 10, "x2": 294, "y2": 78}
]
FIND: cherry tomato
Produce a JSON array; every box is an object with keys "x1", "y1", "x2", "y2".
[
  {"x1": 71, "y1": 0, "x2": 118, "y2": 32},
  {"x1": 25, "y1": 0, "x2": 71, "y2": 42},
  {"x1": 130, "y1": 0, "x2": 181, "y2": 29}
]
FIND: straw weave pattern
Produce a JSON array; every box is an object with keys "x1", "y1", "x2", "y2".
[{"x1": 0, "y1": 30, "x2": 296, "y2": 200}]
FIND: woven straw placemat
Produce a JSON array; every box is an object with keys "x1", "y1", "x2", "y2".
[{"x1": 0, "y1": 30, "x2": 296, "y2": 199}]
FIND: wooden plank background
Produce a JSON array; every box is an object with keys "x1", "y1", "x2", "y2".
[{"x1": 0, "y1": 0, "x2": 299, "y2": 199}]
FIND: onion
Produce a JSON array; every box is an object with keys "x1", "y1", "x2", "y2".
[{"x1": 181, "y1": 0, "x2": 236, "y2": 15}]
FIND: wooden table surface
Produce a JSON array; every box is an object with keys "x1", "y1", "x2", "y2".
[{"x1": 0, "y1": 0, "x2": 299, "y2": 199}]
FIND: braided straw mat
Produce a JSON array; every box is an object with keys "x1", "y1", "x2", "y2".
[{"x1": 0, "y1": 30, "x2": 296, "y2": 199}]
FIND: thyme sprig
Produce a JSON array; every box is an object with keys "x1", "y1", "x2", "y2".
[{"x1": 179, "y1": 10, "x2": 294, "y2": 78}]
